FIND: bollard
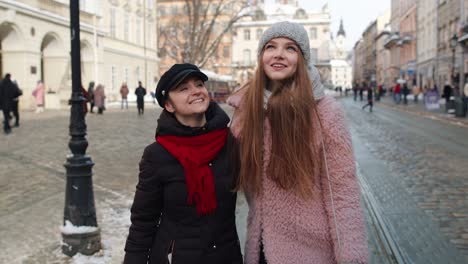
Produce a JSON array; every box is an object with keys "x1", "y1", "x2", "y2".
[{"x1": 454, "y1": 97, "x2": 467, "y2": 117}]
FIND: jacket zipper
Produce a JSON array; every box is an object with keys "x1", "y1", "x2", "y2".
[{"x1": 167, "y1": 240, "x2": 175, "y2": 264}]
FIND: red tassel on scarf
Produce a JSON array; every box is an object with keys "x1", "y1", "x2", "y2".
[{"x1": 156, "y1": 128, "x2": 228, "y2": 215}]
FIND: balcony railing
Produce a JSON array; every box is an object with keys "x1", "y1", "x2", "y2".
[{"x1": 384, "y1": 33, "x2": 401, "y2": 49}]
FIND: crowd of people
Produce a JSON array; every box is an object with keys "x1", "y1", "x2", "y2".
[
  {"x1": 350, "y1": 77, "x2": 468, "y2": 115},
  {"x1": 0, "y1": 74, "x2": 152, "y2": 135}
]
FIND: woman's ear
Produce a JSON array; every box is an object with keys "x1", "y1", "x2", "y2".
[{"x1": 164, "y1": 99, "x2": 175, "y2": 113}]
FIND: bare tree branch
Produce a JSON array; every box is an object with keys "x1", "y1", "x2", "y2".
[{"x1": 159, "y1": 0, "x2": 252, "y2": 69}]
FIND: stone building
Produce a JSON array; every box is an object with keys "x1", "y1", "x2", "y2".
[
  {"x1": 362, "y1": 20, "x2": 377, "y2": 86},
  {"x1": 399, "y1": 0, "x2": 417, "y2": 87},
  {"x1": 416, "y1": 0, "x2": 438, "y2": 90},
  {"x1": 352, "y1": 38, "x2": 365, "y2": 85},
  {"x1": 0, "y1": 0, "x2": 159, "y2": 110},
  {"x1": 436, "y1": 0, "x2": 462, "y2": 90}
]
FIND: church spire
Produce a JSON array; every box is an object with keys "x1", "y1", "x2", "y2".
[{"x1": 337, "y1": 19, "x2": 346, "y2": 37}]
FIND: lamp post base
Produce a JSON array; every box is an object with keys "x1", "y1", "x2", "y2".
[{"x1": 61, "y1": 229, "x2": 101, "y2": 257}]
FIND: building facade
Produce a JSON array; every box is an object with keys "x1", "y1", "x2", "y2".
[
  {"x1": 399, "y1": 0, "x2": 417, "y2": 87},
  {"x1": 0, "y1": 0, "x2": 159, "y2": 110},
  {"x1": 437, "y1": 0, "x2": 461, "y2": 90},
  {"x1": 459, "y1": 0, "x2": 468, "y2": 93},
  {"x1": 231, "y1": 2, "x2": 332, "y2": 85},
  {"x1": 416, "y1": 0, "x2": 438, "y2": 90},
  {"x1": 362, "y1": 20, "x2": 378, "y2": 86}
]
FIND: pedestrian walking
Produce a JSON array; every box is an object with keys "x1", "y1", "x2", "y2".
[
  {"x1": 359, "y1": 82, "x2": 364, "y2": 101},
  {"x1": 120, "y1": 82, "x2": 129, "y2": 109},
  {"x1": 87, "y1": 81, "x2": 95, "y2": 113},
  {"x1": 402, "y1": 83, "x2": 409, "y2": 105},
  {"x1": 443, "y1": 81, "x2": 453, "y2": 111},
  {"x1": 124, "y1": 63, "x2": 242, "y2": 264},
  {"x1": 412, "y1": 84, "x2": 421, "y2": 103},
  {"x1": 0, "y1": 73, "x2": 17, "y2": 134},
  {"x1": 394, "y1": 83, "x2": 401, "y2": 104},
  {"x1": 362, "y1": 86, "x2": 374, "y2": 112},
  {"x1": 150, "y1": 91, "x2": 156, "y2": 104},
  {"x1": 352, "y1": 83, "x2": 358, "y2": 101},
  {"x1": 135, "y1": 81, "x2": 146, "y2": 115},
  {"x1": 32, "y1": 80, "x2": 45, "y2": 113},
  {"x1": 93, "y1": 84, "x2": 106, "y2": 114},
  {"x1": 227, "y1": 21, "x2": 368, "y2": 264},
  {"x1": 81, "y1": 85, "x2": 90, "y2": 116},
  {"x1": 11, "y1": 79, "x2": 22, "y2": 127},
  {"x1": 375, "y1": 84, "x2": 382, "y2": 101}
]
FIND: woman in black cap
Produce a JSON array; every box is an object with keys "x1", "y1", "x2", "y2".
[{"x1": 124, "y1": 63, "x2": 242, "y2": 264}]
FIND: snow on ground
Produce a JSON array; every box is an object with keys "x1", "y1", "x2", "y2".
[{"x1": 21, "y1": 197, "x2": 132, "y2": 264}]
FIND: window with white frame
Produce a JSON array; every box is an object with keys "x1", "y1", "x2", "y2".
[
  {"x1": 256, "y1": 28, "x2": 263, "y2": 40},
  {"x1": 147, "y1": 0, "x2": 154, "y2": 9},
  {"x1": 310, "y1": 48, "x2": 318, "y2": 63},
  {"x1": 136, "y1": 66, "x2": 141, "y2": 83},
  {"x1": 124, "y1": 67, "x2": 129, "y2": 84},
  {"x1": 124, "y1": 12, "x2": 129, "y2": 41},
  {"x1": 309, "y1": 27, "x2": 317, "y2": 40},
  {"x1": 148, "y1": 23, "x2": 153, "y2": 47},
  {"x1": 111, "y1": 65, "x2": 116, "y2": 91},
  {"x1": 244, "y1": 29, "x2": 251, "y2": 40},
  {"x1": 136, "y1": 18, "x2": 142, "y2": 44},
  {"x1": 243, "y1": 49, "x2": 251, "y2": 66},
  {"x1": 110, "y1": 8, "x2": 116, "y2": 38}
]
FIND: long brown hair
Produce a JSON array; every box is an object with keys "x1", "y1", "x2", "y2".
[{"x1": 237, "y1": 51, "x2": 322, "y2": 198}]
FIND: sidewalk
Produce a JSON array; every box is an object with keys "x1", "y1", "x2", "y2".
[{"x1": 375, "y1": 94, "x2": 468, "y2": 129}]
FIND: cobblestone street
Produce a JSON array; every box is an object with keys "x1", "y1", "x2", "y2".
[{"x1": 344, "y1": 95, "x2": 468, "y2": 263}]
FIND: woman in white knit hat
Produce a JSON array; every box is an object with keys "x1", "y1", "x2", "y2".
[{"x1": 228, "y1": 21, "x2": 369, "y2": 264}]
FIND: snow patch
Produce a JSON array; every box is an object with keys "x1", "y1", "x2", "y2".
[{"x1": 61, "y1": 220, "x2": 99, "y2": 235}]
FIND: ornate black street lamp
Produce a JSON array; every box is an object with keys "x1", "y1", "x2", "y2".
[{"x1": 61, "y1": 0, "x2": 101, "y2": 256}]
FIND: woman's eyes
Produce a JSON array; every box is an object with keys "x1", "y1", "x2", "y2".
[{"x1": 265, "y1": 44, "x2": 297, "y2": 52}]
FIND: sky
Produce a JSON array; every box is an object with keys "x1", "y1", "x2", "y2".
[{"x1": 296, "y1": 0, "x2": 391, "y2": 50}]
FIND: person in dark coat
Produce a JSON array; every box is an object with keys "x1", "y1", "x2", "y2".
[
  {"x1": 359, "y1": 82, "x2": 365, "y2": 101},
  {"x1": 402, "y1": 83, "x2": 410, "y2": 105},
  {"x1": 124, "y1": 63, "x2": 242, "y2": 264},
  {"x1": 135, "y1": 81, "x2": 147, "y2": 115},
  {"x1": 362, "y1": 85, "x2": 374, "y2": 112},
  {"x1": 0, "y1": 73, "x2": 17, "y2": 134},
  {"x1": 10, "y1": 79, "x2": 22, "y2": 127},
  {"x1": 87, "y1": 81, "x2": 95, "y2": 113},
  {"x1": 443, "y1": 82, "x2": 452, "y2": 109}
]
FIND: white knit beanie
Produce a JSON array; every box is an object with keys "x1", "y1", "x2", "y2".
[{"x1": 257, "y1": 21, "x2": 311, "y2": 64}]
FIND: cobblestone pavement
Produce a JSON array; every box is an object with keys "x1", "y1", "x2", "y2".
[
  {"x1": 343, "y1": 95, "x2": 468, "y2": 263},
  {"x1": 1, "y1": 102, "x2": 389, "y2": 263}
]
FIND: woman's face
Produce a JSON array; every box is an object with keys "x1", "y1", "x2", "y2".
[
  {"x1": 164, "y1": 76, "x2": 210, "y2": 127},
  {"x1": 262, "y1": 37, "x2": 299, "y2": 82}
]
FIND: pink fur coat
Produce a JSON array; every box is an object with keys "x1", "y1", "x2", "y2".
[{"x1": 228, "y1": 90, "x2": 369, "y2": 264}]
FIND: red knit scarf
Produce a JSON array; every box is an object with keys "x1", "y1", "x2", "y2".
[{"x1": 156, "y1": 128, "x2": 228, "y2": 215}]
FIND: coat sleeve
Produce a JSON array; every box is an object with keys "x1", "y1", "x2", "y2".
[
  {"x1": 318, "y1": 97, "x2": 369, "y2": 264},
  {"x1": 124, "y1": 144, "x2": 163, "y2": 264}
]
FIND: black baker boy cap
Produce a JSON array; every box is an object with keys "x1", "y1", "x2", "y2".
[{"x1": 155, "y1": 63, "x2": 208, "y2": 107}]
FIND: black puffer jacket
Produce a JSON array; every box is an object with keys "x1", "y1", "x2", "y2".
[{"x1": 124, "y1": 102, "x2": 242, "y2": 264}]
